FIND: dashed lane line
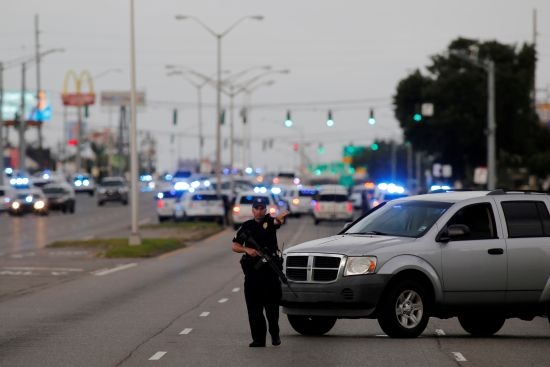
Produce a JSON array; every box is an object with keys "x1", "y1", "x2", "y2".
[
  {"x1": 179, "y1": 328, "x2": 193, "y2": 335},
  {"x1": 92, "y1": 263, "x2": 137, "y2": 276},
  {"x1": 200, "y1": 312, "x2": 210, "y2": 317},
  {"x1": 2, "y1": 266, "x2": 83, "y2": 272},
  {"x1": 149, "y1": 352, "x2": 166, "y2": 361},
  {"x1": 218, "y1": 298, "x2": 228, "y2": 303},
  {"x1": 452, "y1": 352, "x2": 467, "y2": 362}
]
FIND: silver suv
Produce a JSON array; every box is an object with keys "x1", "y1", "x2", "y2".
[{"x1": 281, "y1": 190, "x2": 550, "y2": 338}]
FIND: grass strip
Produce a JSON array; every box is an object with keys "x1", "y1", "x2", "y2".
[
  {"x1": 48, "y1": 238, "x2": 185, "y2": 258},
  {"x1": 48, "y1": 221, "x2": 225, "y2": 258}
]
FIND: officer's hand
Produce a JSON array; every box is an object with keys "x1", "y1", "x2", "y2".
[{"x1": 246, "y1": 248, "x2": 261, "y2": 257}]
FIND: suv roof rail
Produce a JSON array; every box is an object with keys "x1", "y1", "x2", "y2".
[{"x1": 487, "y1": 189, "x2": 548, "y2": 195}]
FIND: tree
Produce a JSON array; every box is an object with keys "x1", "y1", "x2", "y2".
[{"x1": 393, "y1": 37, "x2": 550, "y2": 187}]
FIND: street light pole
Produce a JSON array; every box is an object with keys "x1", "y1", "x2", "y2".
[
  {"x1": 450, "y1": 49, "x2": 496, "y2": 189},
  {"x1": 128, "y1": 0, "x2": 140, "y2": 245},
  {"x1": 487, "y1": 59, "x2": 496, "y2": 190},
  {"x1": 166, "y1": 67, "x2": 220, "y2": 169},
  {"x1": 174, "y1": 14, "x2": 264, "y2": 196},
  {"x1": 19, "y1": 62, "x2": 27, "y2": 172}
]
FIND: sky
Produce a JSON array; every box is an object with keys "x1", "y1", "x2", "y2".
[{"x1": 1, "y1": 0, "x2": 549, "y2": 175}]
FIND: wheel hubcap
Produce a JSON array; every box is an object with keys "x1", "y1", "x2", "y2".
[{"x1": 395, "y1": 290, "x2": 423, "y2": 328}]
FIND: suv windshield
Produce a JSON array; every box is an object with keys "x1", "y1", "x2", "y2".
[{"x1": 346, "y1": 200, "x2": 452, "y2": 238}]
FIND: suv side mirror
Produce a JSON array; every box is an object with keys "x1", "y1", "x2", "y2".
[{"x1": 436, "y1": 224, "x2": 470, "y2": 242}]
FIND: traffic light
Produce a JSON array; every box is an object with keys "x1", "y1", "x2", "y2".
[
  {"x1": 368, "y1": 108, "x2": 376, "y2": 125},
  {"x1": 292, "y1": 142, "x2": 299, "y2": 151},
  {"x1": 413, "y1": 113, "x2": 422, "y2": 122},
  {"x1": 172, "y1": 108, "x2": 177, "y2": 126},
  {"x1": 220, "y1": 109, "x2": 226, "y2": 125},
  {"x1": 370, "y1": 143, "x2": 379, "y2": 151},
  {"x1": 317, "y1": 143, "x2": 325, "y2": 154},
  {"x1": 284, "y1": 110, "x2": 293, "y2": 127},
  {"x1": 326, "y1": 110, "x2": 334, "y2": 127}
]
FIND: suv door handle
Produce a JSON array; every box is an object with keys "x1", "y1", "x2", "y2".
[{"x1": 488, "y1": 248, "x2": 504, "y2": 255}]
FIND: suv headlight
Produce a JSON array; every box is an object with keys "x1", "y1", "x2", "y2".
[{"x1": 344, "y1": 256, "x2": 377, "y2": 276}]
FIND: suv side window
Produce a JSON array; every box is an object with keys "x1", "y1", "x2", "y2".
[
  {"x1": 501, "y1": 201, "x2": 550, "y2": 238},
  {"x1": 446, "y1": 203, "x2": 496, "y2": 240}
]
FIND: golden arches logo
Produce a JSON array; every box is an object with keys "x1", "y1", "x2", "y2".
[{"x1": 61, "y1": 70, "x2": 96, "y2": 106}]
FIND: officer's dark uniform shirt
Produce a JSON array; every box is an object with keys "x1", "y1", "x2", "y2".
[{"x1": 233, "y1": 214, "x2": 281, "y2": 284}]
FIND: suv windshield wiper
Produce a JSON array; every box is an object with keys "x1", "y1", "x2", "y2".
[{"x1": 350, "y1": 231, "x2": 388, "y2": 236}]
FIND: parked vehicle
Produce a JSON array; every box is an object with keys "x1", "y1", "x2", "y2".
[
  {"x1": 42, "y1": 182, "x2": 76, "y2": 213},
  {"x1": 156, "y1": 189, "x2": 185, "y2": 222},
  {"x1": 284, "y1": 186, "x2": 318, "y2": 217},
  {"x1": 177, "y1": 190, "x2": 225, "y2": 224},
  {"x1": 282, "y1": 190, "x2": 550, "y2": 338},
  {"x1": 97, "y1": 176, "x2": 129, "y2": 205},
  {"x1": 312, "y1": 184, "x2": 353, "y2": 225}
]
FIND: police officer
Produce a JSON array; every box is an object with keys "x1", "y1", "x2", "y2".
[{"x1": 232, "y1": 197, "x2": 288, "y2": 347}]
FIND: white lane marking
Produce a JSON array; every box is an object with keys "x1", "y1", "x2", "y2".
[
  {"x1": 3, "y1": 266, "x2": 83, "y2": 272},
  {"x1": 435, "y1": 329, "x2": 446, "y2": 336},
  {"x1": 232, "y1": 287, "x2": 240, "y2": 292},
  {"x1": 82, "y1": 236, "x2": 94, "y2": 241},
  {"x1": 0, "y1": 270, "x2": 33, "y2": 276},
  {"x1": 48, "y1": 250, "x2": 89, "y2": 256},
  {"x1": 11, "y1": 252, "x2": 36, "y2": 258},
  {"x1": 452, "y1": 352, "x2": 467, "y2": 362},
  {"x1": 149, "y1": 351, "x2": 166, "y2": 361},
  {"x1": 179, "y1": 328, "x2": 193, "y2": 335},
  {"x1": 92, "y1": 263, "x2": 137, "y2": 276},
  {"x1": 218, "y1": 298, "x2": 228, "y2": 303},
  {"x1": 375, "y1": 334, "x2": 388, "y2": 337},
  {"x1": 200, "y1": 312, "x2": 210, "y2": 317}
]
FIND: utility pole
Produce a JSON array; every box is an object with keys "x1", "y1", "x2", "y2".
[
  {"x1": 532, "y1": 8, "x2": 538, "y2": 107},
  {"x1": 35, "y1": 14, "x2": 44, "y2": 163},
  {"x1": 19, "y1": 63, "x2": 27, "y2": 172}
]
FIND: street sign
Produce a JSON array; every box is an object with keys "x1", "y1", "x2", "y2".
[{"x1": 100, "y1": 91, "x2": 146, "y2": 107}]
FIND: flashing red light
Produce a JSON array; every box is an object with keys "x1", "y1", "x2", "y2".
[{"x1": 67, "y1": 139, "x2": 78, "y2": 146}]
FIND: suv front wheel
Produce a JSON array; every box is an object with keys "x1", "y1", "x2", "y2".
[
  {"x1": 377, "y1": 279, "x2": 430, "y2": 338},
  {"x1": 287, "y1": 315, "x2": 336, "y2": 336}
]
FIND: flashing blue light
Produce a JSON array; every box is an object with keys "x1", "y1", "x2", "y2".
[
  {"x1": 271, "y1": 187, "x2": 282, "y2": 195},
  {"x1": 430, "y1": 185, "x2": 451, "y2": 191}
]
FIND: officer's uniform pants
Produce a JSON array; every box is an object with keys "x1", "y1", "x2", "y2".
[{"x1": 244, "y1": 277, "x2": 282, "y2": 344}]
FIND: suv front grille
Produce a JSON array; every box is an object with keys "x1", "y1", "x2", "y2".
[{"x1": 284, "y1": 254, "x2": 344, "y2": 283}]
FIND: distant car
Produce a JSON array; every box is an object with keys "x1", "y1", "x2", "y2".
[
  {"x1": 370, "y1": 183, "x2": 409, "y2": 208},
  {"x1": 156, "y1": 189, "x2": 185, "y2": 222},
  {"x1": 0, "y1": 185, "x2": 16, "y2": 212},
  {"x1": 312, "y1": 184, "x2": 354, "y2": 225},
  {"x1": 42, "y1": 182, "x2": 76, "y2": 213},
  {"x1": 231, "y1": 190, "x2": 279, "y2": 230},
  {"x1": 284, "y1": 186, "x2": 318, "y2": 217},
  {"x1": 8, "y1": 188, "x2": 49, "y2": 216},
  {"x1": 97, "y1": 176, "x2": 129, "y2": 205},
  {"x1": 177, "y1": 190, "x2": 225, "y2": 224},
  {"x1": 71, "y1": 173, "x2": 95, "y2": 196},
  {"x1": 31, "y1": 170, "x2": 67, "y2": 188}
]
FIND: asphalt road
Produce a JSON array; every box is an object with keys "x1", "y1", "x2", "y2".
[{"x1": 0, "y1": 211, "x2": 549, "y2": 366}]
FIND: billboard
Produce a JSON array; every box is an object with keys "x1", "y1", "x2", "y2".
[{"x1": 1, "y1": 91, "x2": 52, "y2": 121}]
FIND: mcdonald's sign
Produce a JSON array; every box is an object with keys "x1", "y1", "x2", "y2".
[{"x1": 61, "y1": 70, "x2": 96, "y2": 106}]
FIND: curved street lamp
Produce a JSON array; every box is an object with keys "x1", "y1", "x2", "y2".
[{"x1": 174, "y1": 14, "x2": 264, "y2": 196}]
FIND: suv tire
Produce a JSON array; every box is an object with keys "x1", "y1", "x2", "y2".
[
  {"x1": 377, "y1": 280, "x2": 430, "y2": 338},
  {"x1": 288, "y1": 315, "x2": 336, "y2": 336},
  {"x1": 458, "y1": 314, "x2": 505, "y2": 336}
]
